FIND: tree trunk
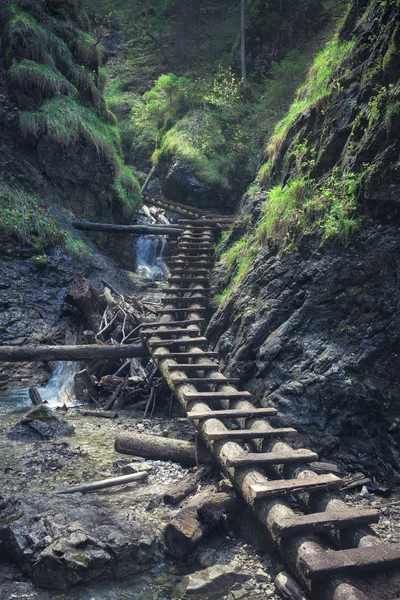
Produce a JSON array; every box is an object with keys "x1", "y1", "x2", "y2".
[
  {"x1": 175, "y1": 0, "x2": 185, "y2": 62},
  {"x1": 240, "y1": 0, "x2": 246, "y2": 86},
  {"x1": 114, "y1": 432, "x2": 213, "y2": 466},
  {"x1": 0, "y1": 342, "x2": 149, "y2": 362},
  {"x1": 29, "y1": 387, "x2": 43, "y2": 406},
  {"x1": 163, "y1": 465, "x2": 214, "y2": 505},
  {"x1": 164, "y1": 487, "x2": 240, "y2": 558},
  {"x1": 72, "y1": 221, "x2": 182, "y2": 235},
  {"x1": 64, "y1": 278, "x2": 105, "y2": 332}
]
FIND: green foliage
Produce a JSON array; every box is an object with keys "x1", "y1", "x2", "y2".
[
  {"x1": 114, "y1": 164, "x2": 141, "y2": 214},
  {"x1": 0, "y1": 179, "x2": 91, "y2": 258},
  {"x1": 9, "y1": 59, "x2": 77, "y2": 102},
  {"x1": 266, "y1": 36, "x2": 355, "y2": 158},
  {"x1": 154, "y1": 112, "x2": 230, "y2": 187},
  {"x1": 215, "y1": 288, "x2": 230, "y2": 304}
]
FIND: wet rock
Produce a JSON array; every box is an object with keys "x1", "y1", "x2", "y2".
[
  {"x1": 7, "y1": 406, "x2": 74, "y2": 441},
  {"x1": 174, "y1": 564, "x2": 251, "y2": 598},
  {"x1": 196, "y1": 548, "x2": 217, "y2": 568},
  {"x1": 0, "y1": 491, "x2": 163, "y2": 590}
]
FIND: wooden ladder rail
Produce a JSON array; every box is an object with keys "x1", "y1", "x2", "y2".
[{"x1": 143, "y1": 225, "x2": 377, "y2": 600}]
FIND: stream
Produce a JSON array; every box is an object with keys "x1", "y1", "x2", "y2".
[{"x1": 135, "y1": 235, "x2": 168, "y2": 281}]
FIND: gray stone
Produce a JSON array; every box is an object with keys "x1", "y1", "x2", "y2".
[
  {"x1": 7, "y1": 406, "x2": 74, "y2": 441},
  {"x1": 196, "y1": 548, "x2": 217, "y2": 568},
  {"x1": 174, "y1": 564, "x2": 251, "y2": 598},
  {"x1": 0, "y1": 491, "x2": 163, "y2": 590}
]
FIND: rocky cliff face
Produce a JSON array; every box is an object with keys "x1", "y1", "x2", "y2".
[{"x1": 208, "y1": 0, "x2": 400, "y2": 480}]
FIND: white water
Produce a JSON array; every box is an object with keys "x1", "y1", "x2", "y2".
[
  {"x1": 0, "y1": 361, "x2": 78, "y2": 414},
  {"x1": 135, "y1": 235, "x2": 168, "y2": 280}
]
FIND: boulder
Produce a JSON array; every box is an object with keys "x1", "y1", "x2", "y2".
[
  {"x1": 174, "y1": 564, "x2": 250, "y2": 599},
  {"x1": 0, "y1": 491, "x2": 163, "y2": 590},
  {"x1": 7, "y1": 405, "x2": 74, "y2": 441}
]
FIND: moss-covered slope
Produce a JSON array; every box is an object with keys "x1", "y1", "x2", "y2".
[
  {"x1": 0, "y1": 0, "x2": 140, "y2": 254},
  {"x1": 209, "y1": 0, "x2": 400, "y2": 480}
]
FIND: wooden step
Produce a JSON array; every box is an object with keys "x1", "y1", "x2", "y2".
[
  {"x1": 168, "y1": 277, "x2": 209, "y2": 284},
  {"x1": 174, "y1": 248, "x2": 214, "y2": 253},
  {"x1": 168, "y1": 262, "x2": 214, "y2": 267},
  {"x1": 162, "y1": 288, "x2": 210, "y2": 293},
  {"x1": 179, "y1": 219, "x2": 235, "y2": 225},
  {"x1": 156, "y1": 307, "x2": 207, "y2": 314},
  {"x1": 273, "y1": 507, "x2": 380, "y2": 538},
  {"x1": 168, "y1": 363, "x2": 220, "y2": 371},
  {"x1": 226, "y1": 449, "x2": 318, "y2": 468},
  {"x1": 250, "y1": 474, "x2": 343, "y2": 500},
  {"x1": 155, "y1": 351, "x2": 219, "y2": 359},
  {"x1": 188, "y1": 407, "x2": 278, "y2": 420},
  {"x1": 149, "y1": 337, "x2": 208, "y2": 348},
  {"x1": 169, "y1": 256, "x2": 212, "y2": 261},
  {"x1": 300, "y1": 542, "x2": 400, "y2": 580},
  {"x1": 141, "y1": 328, "x2": 200, "y2": 338},
  {"x1": 161, "y1": 296, "x2": 205, "y2": 305},
  {"x1": 139, "y1": 319, "x2": 204, "y2": 328},
  {"x1": 168, "y1": 270, "x2": 210, "y2": 276},
  {"x1": 183, "y1": 391, "x2": 252, "y2": 401},
  {"x1": 206, "y1": 428, "x2": 297, "y2": 442},
  {"x1": 173, "y1": 377, "x2": 240, "y2": 385}
]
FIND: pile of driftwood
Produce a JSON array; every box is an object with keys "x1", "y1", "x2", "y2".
[{"x1": 64, "y1": 277, "x2": 163, "y2": 412}]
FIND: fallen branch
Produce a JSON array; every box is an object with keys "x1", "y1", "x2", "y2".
[
  {"x1": 79, "y1": 410, "x2": 118, "y2": 419},
  {"x1": 163, "y1": 465, "x2": 214, "y2": 505},
  {"x1": 54, "y1": 472, "x2": 148, "y2": 495},
  {"x1": 29, "y1": 387, "x2": 43, "y2": 406}
]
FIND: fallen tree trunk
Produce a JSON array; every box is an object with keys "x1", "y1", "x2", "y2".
[
  {"x1": 72, "y1": 221, "x2": 182, "y2": 236},
  {"x1": 55, "y1": 471, "x2": 148, "y2": 495},
  {"x1": 164, "y1": 487, "x2": 239, "y2": 558},
  {"x1": 0, "y1": 342, "x2": 149, "y2": 362},
  {"x1": 115, "y1": 432, "x2": 213, "y2": 466},
  {"x1": 79, "y1": 410, "x2": 118, "y2": 419},
  {"x1": 163, "y1": 465, "x2": 214, "y2": 505},
  {"x1": 64, "y1": 278, "x2": 105, "y2": 332}
]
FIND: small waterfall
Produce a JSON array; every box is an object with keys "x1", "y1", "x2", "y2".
[
  {"x1": 135, "y1": 235, "x2": 168, "y2": 280},
  {"x1": 0, "y1": 361, "x2": 78, "y2": 414}
]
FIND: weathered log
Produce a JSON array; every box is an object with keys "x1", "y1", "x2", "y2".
[
  {"x1": 29, "y1": 387, "x2": 43, "y2": 406},
  {"x1": 75, "y1": 369, "x2": 99, "y2": 404},
  {"x1": 64, "y1": 278, "x2": 105, "y2": 332},
  {"x1": 164, "y1": 487, "x2": 239, "y2": 558},
  {"x1": 275, "y1": 571, "x2": 310, "y2": 600},
  {"x1": 114, "y1": 432, "x2": 213, "y2": 466},
  {"x1": 163, "y1": 465, "x2": 214, "y2": 505},
  {"x1": 83, "y1": 330, "x2": 96, "y2": 344},
  {"x1": 79, "y1": 410, "x2": 118, "y2": 419},
  {"x1": 72, "y1": 221, "x2": 182, "y2": 236},
  {"x1": 0, "y1": 342, "x2": 149, "y2": 362},
  {"x1": 55, "y1": 471, "x2": 148, "y2": 495}
]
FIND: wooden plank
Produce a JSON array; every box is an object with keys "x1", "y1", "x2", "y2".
[
  {"x1": 273, "y1": 508, "x2": 380, "y2": 538},
  {"x1": 168, "y1": 277, "x2": 209, "y2": 283},
  {"x1": 140, "y1": 329, "x2": 200, "y2": 337},
  {"x1": 161, "y1": 297, "x2": 205, "y2": 305},
  {"x1": 167, "y1": 270, "x2": 210, "y2": 276},
  {"x1": 149, "y1": 337, "x2": 208, "y2": 348},
  {"x1": 168, "y1": 363, "x2": 220, "y2": 371},
  {"x1": 173, "y1": 377, "x2": 241, "y2": 385},
  {"x1": 300, "y1": 542, "x2": 400, "y2": 580},
  {"x1": 250, "y1": 474, "x2": 343, "y2": 500},
  {"x1": 183, "y1": 391, "x2": 252, "y2": 400},
  {"x1": 139, "y1": 319, "x2": 204, "y2": 328},
  {"x1": 178, "y1": 219, "x2": 235, "y2": 225},
  {"x1": 156, "y1": 307, "x2": 207, "y2": 314},
  {"x1": 188, "y1": 407, "x2": 278, "y2": 420},
  {"x1": 226, "y1": 449, "x2": 318, "y2": 468},
  {"x1": 162, "y1": 287, "x2": 211, "y2": 292},
  {"x1": 207, "y1": 428, "x2": 297, "y2": 442},
  {"x1": 156, "y1": 351, "x2": 218, "y2": 359}
]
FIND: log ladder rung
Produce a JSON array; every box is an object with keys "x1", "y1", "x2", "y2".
[
  {"x1": 161, "y1": 297, "x2": 205, "y2": 305},
  {"x1": 149, "y1": 337, "x2": 208, "y2": 348},
  {"x1": 140, "y1": 329, "x2": 200, "y2": 338},
  {"x1": 206, "y1": 428, "x2": 297, "y2": 442},
  {"x1": 173, "y1": 377, "x2": 241, "y2": 385},
  {"x1": 300, "y1": 542, "x2": 400, "y2": 580},
  {"x1": 273, "y1": 507, "x2": 380, "y2": 538},
  {"x1": 154, "y1": 351, "x2": 218, "y2": 359},
  {"x1": 168, "y1": 363, "x2": 220, "y2": 371},
  {"x1": 226, "y1": 449, "x2": 318, "y2": 468},
  {"x1": 183, "y1": 391, "x2": 252, "y2": 400},
  {"x1": 162, "y1": 288, "x2": 210, "y2": 293},
  {"x1": 139, "y1": 319, "x2": 204, "y2": 328},
  {"x1": 168, "y1": 278, "x2": 209, "y2": 284},
  {"x1": 156, "y1": 307, "x2": 207, "y2": 314},
  {"x1": 187, "y1": 407, "x2": 278, "y2": 420},
  {"x1": 250, "y1": 474, "x2": 343, "y2": 500}
]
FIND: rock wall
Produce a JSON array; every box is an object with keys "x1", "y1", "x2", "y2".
[{"x1": 208, "y1": 0, "x2": 400, "y2": 480}]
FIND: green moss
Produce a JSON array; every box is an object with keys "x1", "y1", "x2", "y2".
[
  {"x1": 114, "y1": 163, "x2": 141, "y2": 216},
  {"x1": 9, "y1": 59, "x2": 77, "y2": 104},
  {"x1": 5, "y1": 512, "x2": 24, "y2": 525},
  {"x1": 215, "y1": 288, "x2": 230, "y2": 304},
  {"x1": 72, "y1": 554, "x2": 89, "y2": 567}
]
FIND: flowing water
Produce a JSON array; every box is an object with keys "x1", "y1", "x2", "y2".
[
  {"x1": 0, "y1": 361, "x2": 78, "y2": 415},
  {"x1": 135, "y1": 236, "x2": 168, "y2": 281}
]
